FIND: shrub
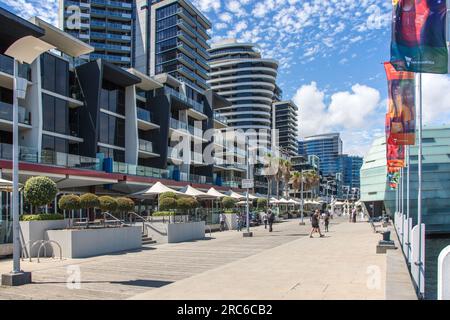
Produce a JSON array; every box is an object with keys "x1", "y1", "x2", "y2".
[
  {"x1": 222, "y1": 197, "x2": 237, "y2": 209},
  {"x1": 24, "y1": 176, "x2": 58, "y2": 211},
  {"x1": 176, "y1": 197, "x2": 198, "y2": 211},
  {"x1": 79, "y1": 193, "x2": 100, "y2": 209},
  {"x1": 116, "y1": 197, "x2": 135, "y2": 212},
  {"x1": 20, "y1": 214, "x2": 64, "y2": 221},
  {"x1": 98, "y1": 196, "x2": 118, "y2": 212},
  {"x1": 58, "y1": 194, "x2": 81, "y2": 211},
  {"x1": 257, "y1": 198, "x2": 268, "y2": 210},
  {"x1": 152, "y1": 211, "x2": 176, "y2": 217},
  {"x1": 159, "y1": 197, "x2": 177, "y2": 211},
  {"x1": 160, "y1": 192, "x2": 177, "y2": 200}
]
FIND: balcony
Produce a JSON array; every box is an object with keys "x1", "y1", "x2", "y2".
[
  {"x1": 0, "y1": 102, "x2": 31, "y2": 126},
  {"x1": 91, "y1": 32, "x2": 131, "y2": 42},
  {"x1": 138, "y1": 139, "x2": 158, "y2": 158},
  {"x1": 214, "y1": 113, "x2": 228, "y2": 125},
  {"x1": 91, "y1": 0, "x2": 132, "y2": 9},
  {"x1": 92, "y1": 42, "x2": 131, "y2": 52},
  {"x1": 137, "y1": 108, "x2": 158, "y2": 130},
  {"x1": 90, "y1": 53, "x2": 131, "y2": 63},
  {"x1": 91, "y1": 9, "x2": 132, "y2": 19},
  {"x1": 169, "y1": 117, "x2": 189, "y2": 132},
  {"x1": 113, "y1": 161, "x2": 171, "y2": 179},
  {"x1": 107, "y1": 22, "x2": 132, "y2": 31},
  {"x1": 164, "y1": 87, "x2": 204, "y2": 113},
  {"x1": 177, "y1": 31, "x2": 197, "y2": 49}
]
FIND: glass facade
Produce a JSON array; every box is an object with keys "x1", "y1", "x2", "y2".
[
  {"x1": 41, "y1": 53, "x2": 69, "y2": 96},
  {"x1": 302, "y1": 133, "x2": 343, "y2": 177},
  {"x1": 360, "y1": 126, "x2": 450, "y2": 234}
]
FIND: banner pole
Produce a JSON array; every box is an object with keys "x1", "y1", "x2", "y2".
[
  {"x1": 407, "y1": 145, "x2": 411, "y2": 262},
  {"x1": 417, "y1": 71, "x2": 424, "y2": 299}
]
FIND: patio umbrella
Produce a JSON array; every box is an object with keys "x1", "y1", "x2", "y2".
[
  {"x1": 288, "y1": 199, "x2": 300, "y2": 205},
  {"x1": 278, "y1": 198, "x2": 290, "y2": 205},
  {"x1": 226, "y1": 190, "x2": 245, "y2": 200},
  {"x1": 243, "y1": 192, "x2": 258, "y2": 200},
  {"x1": 206, "y1": 187, "x2": 227, "y2": 198},
  {"x1": 134, "y1": 181, "x2": 182, "y2": 211},
  {"x1": 269, "y1": 197, "x2": 279, "y2": 205},
  {"x1": 179, "y1": 185, "x2": 216, "y2": 200}
]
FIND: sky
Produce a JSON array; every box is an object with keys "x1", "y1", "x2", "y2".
[{"x1": 1, "y1": 0, "x2": 450, "y2": 157}]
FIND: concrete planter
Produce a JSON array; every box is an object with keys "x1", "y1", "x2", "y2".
[
  {"x1": 20, "y1": 219, "x2": 69, "y2": 257},
  {"x1": 167, "y1": 221, "x2": 205, "y2": 243},
  {"x1": 46, "y1": 226, "x2": 142, "y2": 258},
  {"x1": 0, "y1": 243, "x2": 13, "y2": 257}
]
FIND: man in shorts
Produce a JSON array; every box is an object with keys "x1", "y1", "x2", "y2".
[{"x1": 309, "y1": 210, "x2": 324, "y2": 238}]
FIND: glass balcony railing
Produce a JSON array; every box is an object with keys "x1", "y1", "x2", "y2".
[
  {"x1": 91, "y1": 9, "x2": 131, "y2": 19},
  {"x1": 191, "y1": 152, "x2": 203, "y2": 163},
  {"x1": 91, "y1": 32, "x2": 131, "y2": 41},
  {"x1": 164, "y1": 87, "x2": 204, "y2": 113},
  {"x1": 0, "y1": 54, "x2": 31, "y2": 80},
  {"x1": 168, "y1": 146, "x2": 183, "y2": 160},
  {"x1": 214, "y1": 113, "x2": 228, "y2": 124},
  {"x1": 91, "y1": 0, "x2": 132, "y2": 9},
  {"x1": 136, "y1": 107, "x2": 152, "y2": 123},
  {"x1": 90, "y1": 53, "x2": 131, "y2": 62},
  {"x1": 138, "y1": 139, "x2": 154, "y2": 153},
  {"x1": 169, "y1": 117, "x2": 189, "y2": 131},
  {"x1": 92, "y1": 42, "x2": 131, "y2": 52},
  {"x1": 188, "y1": 125, "x2": 203, "y2": 138},
  {"x1": 0, "y1": 102, "x2": 30, "y2": 125},
  {"x1": 113, "y1": 161, "x2": 170, "y2": 179}
]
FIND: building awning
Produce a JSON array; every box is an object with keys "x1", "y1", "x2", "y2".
[
  {"x1": 127, "y1": 68, "x2": 163, "y2": 91},
  {"x1": 29, "y1": 17, "x2": 94, "y2": 57},
  {"x1": 0, "y1": 7, "x2": 45, "y2": 54}
]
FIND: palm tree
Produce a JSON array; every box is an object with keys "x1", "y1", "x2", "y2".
[
  {"x1": 262, "y1": 153, "x2": 277, "y2": 201},
  {"x1": 291, "y1": 171, "x2": 302, "y2": 198},
  {"x1": 281, "y1": 160, "x2": 292, "y2": 198},
  {"x1": 275, "y1": 158, "x2": 284, "y2": 199}
]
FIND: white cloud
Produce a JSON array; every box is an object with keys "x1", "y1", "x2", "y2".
[
  {"x1": 1, "y1": 0, "x2": 58, "y2": 26},
  {"x1": 422, "y1": 74, "x2": 450, "y2": 124}
]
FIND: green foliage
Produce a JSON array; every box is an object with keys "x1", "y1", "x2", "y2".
[
  {"x1": 176, "y1": 197, "x2": 198, "y2": 211},
  {"x1": 24, "y1": 176, "x2": 58, "y2": 208},
  {"x1": 159, "y1": 197, "x2": 177, "y2": 211},
  {"x1": 152, "y1": 211, "x2": 176, "y2": 217},
  {"x1": 257, "y1": 198, "x2": 268, "y2": 210},
  {"x1": 160, "y1": 192, "x2": 177, "y2": 200},
  {"x1": 98, "y1": 196, "x2": 118, "y2": 212},
  {"x1": 20, "y1": 214, "x2": 64, "y2": 221},
  {"x1": 58, "y1": 194, "x2": 81, "y2": 211},
  {"x1": 116, "y1": 197, "x2": 135, "y2": 212},
  {"x1": 222, "y1": 196, "x2": 237, "y2": 209},
  {"x1": 79, "y1": 193, "x2": 100, "y2": 209}
]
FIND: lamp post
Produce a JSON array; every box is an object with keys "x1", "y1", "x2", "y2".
[
  {"x1": 1, "y1": 33, "x2": 54, "y2": 286},
  {"x1": 243, "y1": 136, "x2": 253, "y2": 237}
]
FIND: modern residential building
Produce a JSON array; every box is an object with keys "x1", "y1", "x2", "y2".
[
  {"x1": 360, "y1": 125, "x2": 450, "y2": 234},
  {"x1": 134, "y1": 0, "x2": 211, "y2": 93},
  {"x1": 59, "y1": 0, "x2": 134, "y2": 67},
  {"x1": 208, "y1": 39, "x2": 279, "y2": 139},
  {"x1": 302, "y1": 133, "x2": 343, "y2": 177},
  {"x1": 273, "y1": 100, "x2": 299, "y2": 157},
  {"x1": 341, "y1": 155, "x2": 363, "y2": 189}
]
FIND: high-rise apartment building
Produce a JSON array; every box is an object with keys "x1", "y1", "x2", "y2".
[
  {"x1": 60, "y1": 0, "x2": 134, "y2": 67},
  {"x1": 302, "y1": 133, "x2": 343, "y2": 177},
  {"x1": 134, "y1": 0, "x2": 210, "y2": 93},
  {"x1": 208, "y1": 40, "x2": 279, "y2": 136},
  {"x1": 273, "y1": 100, "x2": 299, "y2": 157}
]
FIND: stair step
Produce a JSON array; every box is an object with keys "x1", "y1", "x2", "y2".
[{"x1": 142, "y1": 239, "x2": 157, "y2": 245}]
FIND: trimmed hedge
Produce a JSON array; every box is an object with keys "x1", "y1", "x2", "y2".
[
  {"x1": 58, "y1": 194, "x2": 81, "y2": 211},
  {"x1": 24, "y1": 176, "x2": 58, "y2": 209},
  {"x1": 176, "y1": 197, "x2": 198, "y2": 211},
  {"x1": 159, "y1": 197, "x2": 177, "y2": 211},
  {"x1": 80, "y1": 193, "x2": 100, "y2": 209},
  {"x1": 152, "y1": 211, "x2": 176, "y2": 217},
  {"x1": 159, "y1": 192, "x2": 177, "y2": 200},
  {"x1": 257, "y1": 198, "x2": 268, "y2": 210},
  {"x1": 222, "y1": 196, "x2": 237, "y2": 209},
  {"x1": 20, "y1": 214, "x2": 64, "y2": 221},
  {"x1": 98, "y1": 196, "x2": 118, "y2": 212}
]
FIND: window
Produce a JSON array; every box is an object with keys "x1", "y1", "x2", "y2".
[
  {"x1": 100, "y1": 80, "x2": 125, "y2": 115},
  {"x1": 422, "y1": 138, "x2": 435, "y2": 143},
  {"x1": 41, "y1": 53, "x2": 69, "y2": 96},
  {"x1": 42, "y1": 94, "x2": 70, "y2": 135},
  {"x1": 97, "y1": 146, "x2": 124, "y2": 162},
  {"x1": 98, "y1": 112, "x2": 125, "y2": 148}
]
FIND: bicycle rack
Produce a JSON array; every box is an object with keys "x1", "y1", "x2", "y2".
[{"x1": 21, "y1": 239, "x2": 63, "y2": 263}]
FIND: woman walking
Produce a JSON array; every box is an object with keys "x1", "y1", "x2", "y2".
[{"x1": 309, "y1": 210, "x2": 324, "y2": 238}]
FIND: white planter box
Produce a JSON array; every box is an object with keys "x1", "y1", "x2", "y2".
[
  {"x1": 167, "y1": 221, "x2": 205, "y2": 243},
  {"x1": 0, "y1": 243, "x2": 13, "y2": 257},
  {"x1": 46, "y1": 226, "x2": 142, "y2": 258},
  {"x1": 20, "y1": 219, "x2": 69, "y2": 257}
]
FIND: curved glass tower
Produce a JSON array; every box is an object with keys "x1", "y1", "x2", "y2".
[{"x1": 208, "y1": 40, "x2": 278, "y2": 134}]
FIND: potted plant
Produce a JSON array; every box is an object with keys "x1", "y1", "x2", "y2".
[
  {"x1": 23, "y1": 176, "x2": 58, "y2": 214},
  {"x1": 116, "y1": 197, "x2": 135, "y2": 221},
  {"x1": 58, "y1": 194, "x2": 81, "y2": 228},
  {"x1": 159, "y1": 195, "x2": 177, "y2": 223},
  {"x1": 222, "y1": 197, "x2": 237, "y2": 212}
]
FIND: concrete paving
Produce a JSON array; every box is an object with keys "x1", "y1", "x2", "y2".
[{"x1": 0, "y1": 217, "x2": 416, "y2": 300}]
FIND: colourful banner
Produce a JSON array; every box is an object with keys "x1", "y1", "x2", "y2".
[
  {"x1": 386, "y1": 113, "x2": 406, "y2": 169},
  {"x1": 391, "y1": 0, "x2": 448, "y2": 74},
  {"x1": 384, "y1": 62, "x2": 416, "y2": 145},
  {"x1": 388, "y1": 167, "x2": 401, "y2": 190}
]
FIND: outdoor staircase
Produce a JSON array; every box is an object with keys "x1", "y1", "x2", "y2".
[{"x1": 142, "y1": 234, "x2": 157, "y2": 246}]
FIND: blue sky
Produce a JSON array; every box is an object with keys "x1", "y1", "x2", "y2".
[{"x1": 1, "y1": 0, "x2": 450, "y2": 156}]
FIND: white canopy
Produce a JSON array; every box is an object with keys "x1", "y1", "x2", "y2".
[
  {"x1": 207, "y1": 187, "x2": 227, "y2": 198},
  {"x1": 180, "y1": 185, "x2": 216, "y2": 199},
  {"x1": 270, "y1": 197, "x2": 279, "y2": 204},
  {"x1": 278, "y1": 198, "x2": 290, "y2": 205},
  {"x1": 226, "y1": 190, "x2": 245, "y2": 200},
  {"x1": 334, "y1": 201, "x2": 346, "y2": 206},
  {"x1": 135, "y1": 181, "x2": 181, "y2": 197},
  {"x1": 0, "y1": 178, "x2": 12, "y2": 187},
  {"x1": 288, "y1": 199, "x2": 300, "y2": 205},
  {"x1": 243, "y1": 192, "x2": 258, "y2": 200}
]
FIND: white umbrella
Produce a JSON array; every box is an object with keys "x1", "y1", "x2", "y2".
[
  {"x1": 243, "y1": 192, "x2": 258, "y2": 200},
  {"x1": 270, "y1": 197, "x2": 279, "y2": 204},
  {"x1": 135, "y1": 181, "x2": 181, "y2": 198},
  {"x1": 180, "y1": 185, "x2": 216, "y2": 199},
  {"x1": 207, "y1": 187, "x2": 227, "y2": 198},
  {"x1": 278, "y1": 198, "x2": 290, "y2": 205},
  {"x1": 0, "y1": 178, "x2": 13, "y2": 187},
  {"x1": 226, "y1": 190, "x2": 245, "y2": 200},
  {"x1": 288, "y1": 199, "x2": 300, "y2": 205}
]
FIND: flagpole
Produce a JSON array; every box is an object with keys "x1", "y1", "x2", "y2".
[
  {"x1": 406, "y1": 145, "x2": 411, "y2": 262},
  {"x1": 417, "y1": 71, "x2": 424, "y2": 299}
]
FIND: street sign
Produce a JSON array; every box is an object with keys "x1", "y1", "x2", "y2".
[{"x1": 242, "y1": 179, "x2": 254, "y2": 189}]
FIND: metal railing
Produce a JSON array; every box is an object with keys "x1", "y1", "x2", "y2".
[
  {"x1": 0, "y1": 102, "x2": 30, "y2": 124},
  {"x1": 137, "y1": 107, "x2": 152, "y2": 123},
  {"x1": 138, "y1": 139, "x2": 154, "y2": 153}
]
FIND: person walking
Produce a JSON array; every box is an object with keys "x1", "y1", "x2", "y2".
[
  {"x1": 309, "y1": 210, "x2": 324, "y2": 238},
  {"x1": 262, "y1": 211, "x2": 268, "y2": 229},
  {"x1": 267, "y1": 209, "x2": 275, "y2": 232},
  {"x1": 324, "y1": 211, "x2": 330, "y2": 233},
  {"x1": 352, "y1": 207, "x2": 357, "y2": 223},
  {"x1": 219, "y1": 212, "x2": 226, "y2": 232},
  {"x1": 236, "y1": 213, "x2": 242, "y2": 232}
]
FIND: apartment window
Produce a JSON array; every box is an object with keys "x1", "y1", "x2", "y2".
[
  {"x1": 42, "y1": 94, "x2": 74, "y2": 136},
  {"x1": 156, "y1": 15, "x2": 177, "y2": 30},
  {"x1": 100, "y1": 80, "x2": 125, "y2": 115},
  {"x1": 156, "y1": 26, "x2": 177, "y2": 42},
  {"x1": 42, "y1": 134, "x2": 68, "y2": 153},
  {"x1": 41, "y1": 53, "x2": 69, "y2": 96},
  {"x1": 156, "y1": 3, "x2": 178, "y2": 20},
  {"x1": 97, "y1": 146, "x2": 125, "y2": 162},
  {"x1": 98, "y1": 112, "x2": 125, "y2": 147}
]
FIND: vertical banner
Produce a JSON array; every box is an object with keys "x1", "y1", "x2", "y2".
[
  {"x1": 384, "y1": 62, "x2": 416, "y2": 145},
  {"x1": 391, "y1": 0, "x2": 448, "y2": 74}
]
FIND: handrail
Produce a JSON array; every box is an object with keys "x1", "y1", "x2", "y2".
[
  {"x1": 206, "y1": 225, "x2": 212, "y2": 237},
  {"x1": 103, "y1": 211, "x2": 125, "y2": 226},
  {"x1": 127, "y1": 211, "x2": 148, "y2": 234}
]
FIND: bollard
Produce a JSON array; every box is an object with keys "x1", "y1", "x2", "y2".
[{"x1": 383, "y1": 231, "x2": 391, "y2": 242}]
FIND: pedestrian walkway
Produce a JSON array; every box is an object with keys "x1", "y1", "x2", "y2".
[{"x1": 0, "y1": 217, "x2": 416, "y2": 300}]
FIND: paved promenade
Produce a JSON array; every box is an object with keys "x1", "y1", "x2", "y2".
[{"x1": 0, "y1": 217, "x2": 416, "y2": 300}]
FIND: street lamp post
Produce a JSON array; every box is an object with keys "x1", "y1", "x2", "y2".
[
  {"x1": 243, "y1": 136, "x2": 253, "y2": 237},
  {"x1": 299, "y1": 170, "x2": 305, "y2": 225}
]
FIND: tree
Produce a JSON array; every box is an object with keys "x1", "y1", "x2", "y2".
[
  {"x1": 281, "y1": 160, "x2": 292, "y2": 198},
  {"x1": 257, "y1": 198, "x2": 268, "y2": 210},
  {"x1": 99, "y1": 196, "x2": 118, "y2": 226},
  {"x1": 24, "y1": 176, "x2": 58, "y2": 214},
  {"x1": 159, "y1": 197, "x2": 177, "y2": 211},
  {"x1": 58, "y1": 194, "x2": 81, "y2": 227},
  {"x1": 80, "y1": 193, "x2": 99, "y2": 222},
  {"x1": 116, "y1": 197, "x2": 135, "y2": 221},
  {"x1": 176, "y1": 197, "x2": 198, "y2": 213},
  {"x1": 222, "y1": 197, "x2": 237, "y2": 210},
  {"x1": 160, "y1": 192, "x2": 177, "y2": 201},
  {"x1": 275, "y1": 158, "x2": 284, "y2": 199}
]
